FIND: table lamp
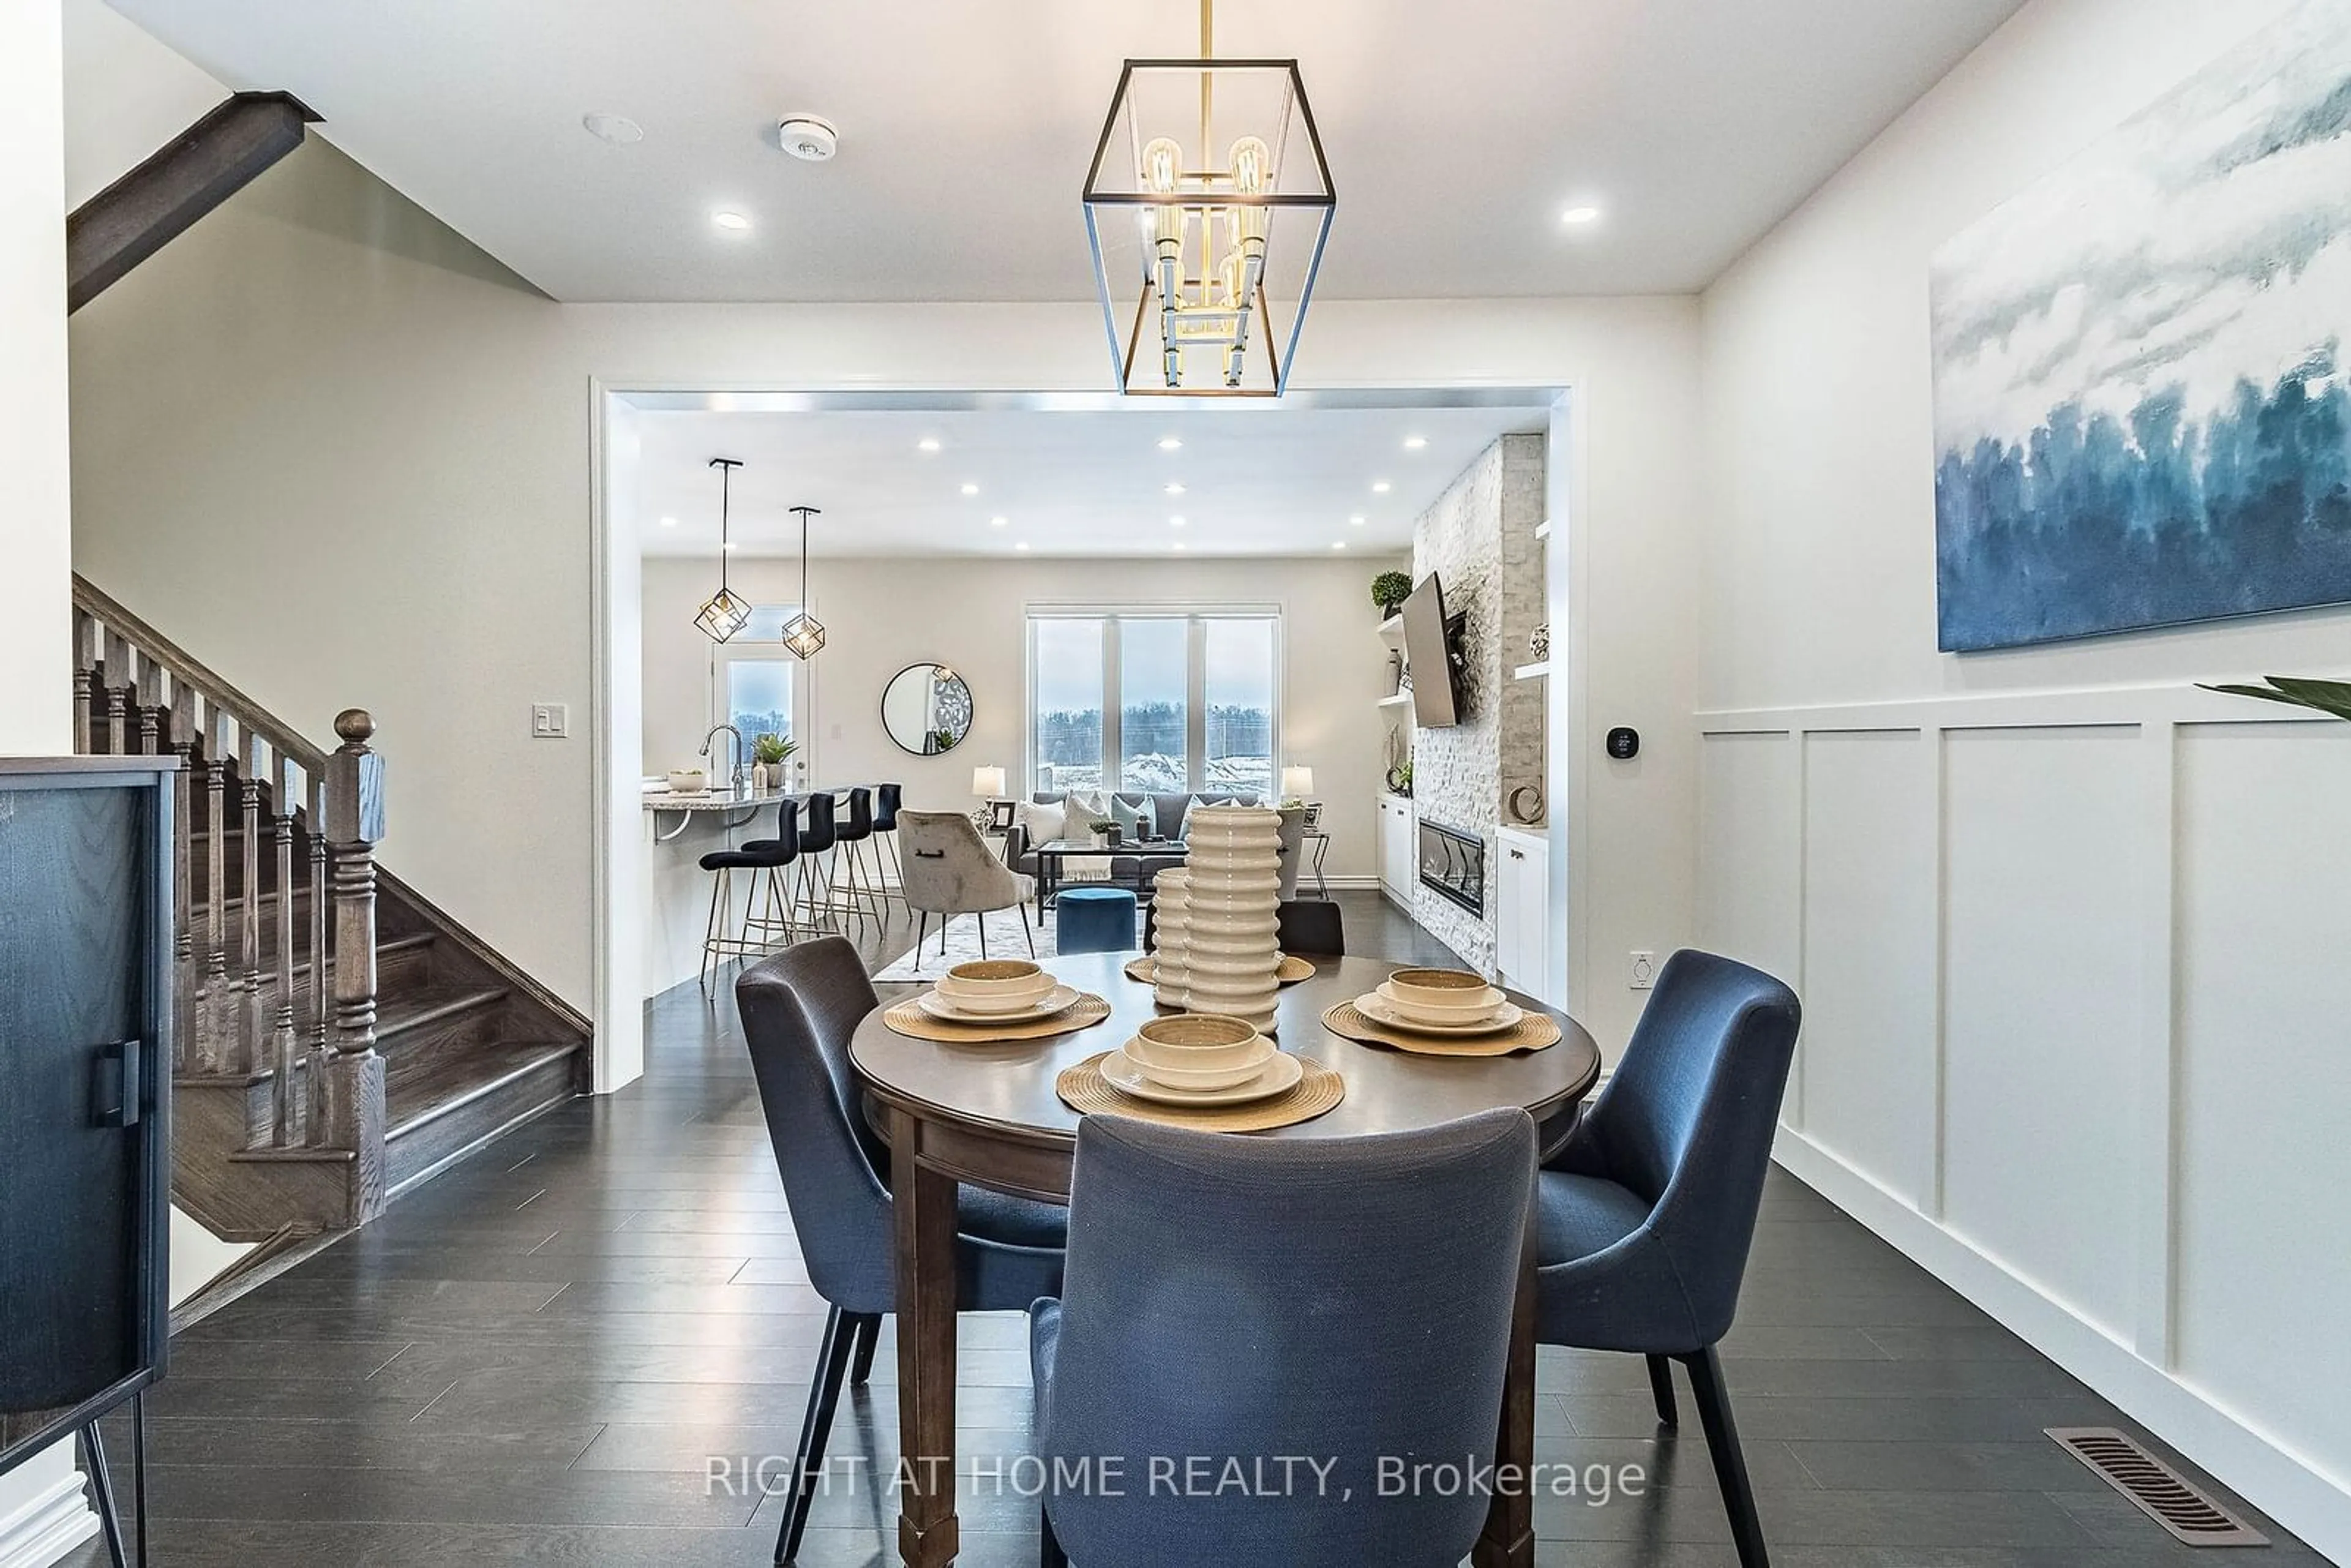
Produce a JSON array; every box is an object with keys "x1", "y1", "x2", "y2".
[
  {"x1": 972, "y1": 765, "x2": 1007, "y2": 800},
  {"x1": 1280, "y1": 765, "x2": 1314, "y2": 805}
]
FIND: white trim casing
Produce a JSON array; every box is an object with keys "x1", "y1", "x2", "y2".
[{"x1": 0, "y1": 1465, "x2": 97, "y2": 1568}]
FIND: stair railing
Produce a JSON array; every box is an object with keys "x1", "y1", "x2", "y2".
[{"x1": 70, "y1": 577, "x2": 385, "y2": 1191}]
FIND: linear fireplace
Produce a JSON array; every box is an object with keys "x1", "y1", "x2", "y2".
[{"x1": 1418, "y1": 820, "x2": 1486, "y2": 917}]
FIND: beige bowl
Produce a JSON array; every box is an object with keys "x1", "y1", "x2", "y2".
[
  {"x1": 1382, "y1": 968, "x2": 1506, "y2": 1024},
  {"x1": 937, "y1": 959, "x2": 1054, "y2": 1013},
  {"x1": 1128, "y1": 1013, "x2": 1266, "y2": 1076},
  {"x1": 665, "y1": 769, "x2": 710, "y2": 793}
]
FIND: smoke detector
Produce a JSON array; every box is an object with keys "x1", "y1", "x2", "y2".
[{"x1": 778, "y1": 116, "x2": 839, "y2": 162}]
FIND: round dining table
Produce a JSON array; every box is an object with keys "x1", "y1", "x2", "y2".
[{"x1": 849, "y1": 949, "x2": 1603, "y2": 1568}]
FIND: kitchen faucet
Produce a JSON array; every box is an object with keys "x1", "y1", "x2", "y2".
[{"x1": 700, "y1": 724, "x2": 746, "y2": 795}]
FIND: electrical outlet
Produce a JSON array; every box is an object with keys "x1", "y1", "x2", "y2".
[
  {"x1": 1628, "y1": 950, "x2": 1659, "y2": 991},
  {"x1": 530, "y1": 703, "x2": 569, "y2": 738}
]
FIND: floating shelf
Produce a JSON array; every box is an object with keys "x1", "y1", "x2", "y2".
[
  {"x1": 1513, "y1": 662, "x2": 1551, "y2": 681},
  {"x1": 1376, "y1": 693, "x2": 1414, "y2": 708},
  {"x1": 1376, "y1": 614, "x2": 1407, "y2": 646},
  {"x1": 1533, "y1": 520, "x2": 1553, "y2": 541}
]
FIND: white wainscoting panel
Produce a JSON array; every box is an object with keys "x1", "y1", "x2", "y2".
[
  {"x1": 1796, "y1": 730, "x2": 1938, "y2": 1203},
  {"x1": 1698, "y1": 686, "x2": 2351, "y2": 1564},
  {"x1": 1940, "y1": 726, "x2": 2145, "y2": 1341},
  {"x1": 2174, "y1": 721, "x2": 2351, "y2": 1492}
]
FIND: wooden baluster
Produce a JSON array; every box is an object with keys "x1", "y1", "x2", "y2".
[
  {"x1": 320, "y1": 710, "x2": 386, "y2": 1220},
  {"x1": 198, "y1": 707, "x2": 236, "y2": 1075},
  {"x1": 72, "y1": 609, "x2": 97, "y2": 754},
  {"x1": 104, "y1": 628, "x2": 133, "y2": 755},
  {"x1": 133, "y1": 652, "x2": 163, "y2": 755},
  {"x1": 236, "y1": 730, "x2": 269, "y2": 1089},
  {"x1": 269, "y1": 751, "x2": 304, "y2": 1147},
  {"x1": 305, "y1": 771, "x2": 334, "y2": 1147},
  {"x1": 168, "y1": 680, "x2": 201, "y2": 1076}
]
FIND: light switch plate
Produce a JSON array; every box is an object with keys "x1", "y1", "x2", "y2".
[{"x1": 531, "y1": 703, "x2": 569, "y2": 738}]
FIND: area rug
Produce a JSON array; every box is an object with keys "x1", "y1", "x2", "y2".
[{"x1": 872, "y1": 906, "x2": 1143, "y2": 982}]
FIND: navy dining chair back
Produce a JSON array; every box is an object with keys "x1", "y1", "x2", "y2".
[
  {"x1": 741, "y1": 797, "x2": 803, "y2": 860},
  {"x1": 1032, "y1": 1109, "x2": 1536, "y2": 1568},
  {"x1": 796, "y1": 789, "x2": 838, "y2": 856},
  {"x1": 874, "y1": 782, "x2": 902, "y2": 832},
  {"x1": 838, "y1": 786, "x2": 874, "y2": 842},
  {"x1": 1275, "y1": 898, "x2": 1345, "y2": 956}
]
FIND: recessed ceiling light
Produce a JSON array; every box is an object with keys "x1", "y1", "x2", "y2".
[
  {"x1": 1403, "y1": 435, "x2": 1427, "y2": 450},
  {"x1": 1158, "y1": 437, "x2": 1183, "y2": 451},
  {"x1": 722, "y1": 541, "x2": 740, "y2": 552},
  {"x1": 1561, "y1": 205, "x2": 1603, "y2": 226},
  {"x1": 1332, "y1": 540, "x2": 1348, "y2": 550},
  {"x1": 918, "y1": 437, "x2": 941, "y2": 453},
  {"x1": 1165, "y1": 482, "x2": 1187, "y2": 496},
  {"x1": 711, "y1": 209, "x2": 752, "y2": 231},
  {"x1": 1349, "y1": 515, "x2": 1366, "y2": 527},
  {"x1": 1169, "y1": 515, "x2": 1187, "y2": 528},
  {"x1": 990, "y1": 516, "x2": 1008, "y2": 528},
  {"x1": 582, "y1": 112, "x2": 645, "y2": 146},
  {"x1": 1014, "y1": 541, "x2": 1031, "y2": 552},
  {"x1": 1171, "y1": 541, "x2": 1187, "y2": 552},
  {"x1": 960, "y1": 482, "x2": 980, "y2": 496},
  {"x1": 659, "y1": 515, "x2": 679, "y2": 528},
  {"x1": 1371, "y1": 480, "x2": 1392, "y2": 494}
]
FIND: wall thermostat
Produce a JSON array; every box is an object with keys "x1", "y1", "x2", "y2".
[{"x1": 1606, "y1": 727, "x2": 1641, "y2": 761}]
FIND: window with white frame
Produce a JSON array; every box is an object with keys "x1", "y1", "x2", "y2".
[
  {"x1": 714, "y1": 606, "x2": 801, "y2": 765},
  {"x1": 1028, "y1": 609, "x2": 1280, "y2": 797}
]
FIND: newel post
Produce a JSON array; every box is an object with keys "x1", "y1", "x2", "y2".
[{"x1": 320, "y1": 708, "x2": 387, "y2": 1218}]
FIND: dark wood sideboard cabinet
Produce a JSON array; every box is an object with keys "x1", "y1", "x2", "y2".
[{"x1": 0, "y1": 757, "x2": 176, "y2": 1568}]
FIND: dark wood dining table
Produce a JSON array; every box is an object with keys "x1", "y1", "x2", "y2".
[{"x1": 849, "y1": 950, "x2": 1603, "y2": 1567}]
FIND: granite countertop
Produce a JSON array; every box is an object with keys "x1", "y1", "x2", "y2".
[{"x1": 641, "y1": 789, "x2": 785, "y2": 812}]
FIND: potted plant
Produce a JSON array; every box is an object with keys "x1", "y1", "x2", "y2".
[
  {"x1": 751, "y1": 732, "x2": 797, "y2": 792},
  {"x1": 1371, "y1": 570, "x2": 1413, "y2": 621},
  {"x1": 1089, "y1": 816, "x2": 1122, "y2": 849},
  {"x1": 2199, "y1": 675, "x2": 2351, "y2": 721}
]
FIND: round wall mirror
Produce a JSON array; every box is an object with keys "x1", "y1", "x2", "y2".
[{"x1": 881, "y1": 663, "x2": 973, "y2": 756}]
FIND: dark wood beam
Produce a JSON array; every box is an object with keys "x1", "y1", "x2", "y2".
[{"x1": 67, "y1": 90, "x2": 319, "y2": 313}]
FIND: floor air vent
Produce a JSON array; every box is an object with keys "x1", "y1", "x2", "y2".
[{"x1": 2046, "y1": 1428, "x2": 2269, "y2": 1547}]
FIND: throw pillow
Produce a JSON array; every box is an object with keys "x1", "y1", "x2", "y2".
[
  {"x1": 1111, "y1": 794, "x2": 1151, "y2": 841},
  {"x1": 1064, "y1": 788, "x2": 1109, "y2": 828},
  {"x1": 1014, "y1": 798, "x2": 1068, "y2": 847},
  {"x1": 1177, "y1": 793, "x2": 1210, "y2": 842}
]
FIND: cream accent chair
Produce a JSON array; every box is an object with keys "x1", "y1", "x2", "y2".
[{"x1": 897, "y1": 810, "x2": 1038, "y2": 963}]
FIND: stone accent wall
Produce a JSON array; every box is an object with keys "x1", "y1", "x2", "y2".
[{"x1": 1408, "y1": 433, "x2": 1547, "y2": 972}]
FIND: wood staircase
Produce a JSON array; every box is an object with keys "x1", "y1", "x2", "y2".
[{"x1": 72, "y1": 576, "x2": 588, "y2": 1242}]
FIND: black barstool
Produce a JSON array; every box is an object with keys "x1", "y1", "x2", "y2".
[
  {"x1": 833, "y1": 787, "x2": 885, "y2": 929},
  {"x1": 792, "y1": 790, "x2": 843, "y2": 932},
  {"x1": 872, "y1": 782, "x2": 905, "y2": 910},
  {"x1": 738, "y1": 798, "x2": 803, "y2": 953},
  {"x1": 698, "y1": 829, "x2": 799, "y2": 991}
]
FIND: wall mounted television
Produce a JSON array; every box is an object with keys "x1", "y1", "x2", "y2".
[{"x1": 1400, "y1": 574, "x2": 1467, "y2": 729}]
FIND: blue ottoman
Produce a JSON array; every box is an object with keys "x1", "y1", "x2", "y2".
[{"x1": 1055, "y1": 885, "x2": 1139, "y2": 956}]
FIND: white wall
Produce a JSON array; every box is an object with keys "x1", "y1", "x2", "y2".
[
  {"x1": 1698, "y1": 0, "x2": 2351, "y2": 1556},
  {"x1": 58, "y1": 0, "x2": 223, "y2": 209},
  {"x1": 64, "y1": 91, "x2": 1709, "y2": 1063},
  {"x1": 0, "y1": 3, "x2": 94, "y2": 1561}
]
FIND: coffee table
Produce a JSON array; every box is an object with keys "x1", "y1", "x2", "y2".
[{"x1": 1029, "y1": 836, "x2": 1184, "y2": 915}]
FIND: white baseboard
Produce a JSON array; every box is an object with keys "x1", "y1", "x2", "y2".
[
  {"x1": 1774, "y1": 1127, "x2": 2351, "y2": 1564},
  {"x1": 0, "y1": 1470, "x2": 98, "y2": 1568},
  {"x1": 1318, "y1": 874, "x2": 1380, "y2": 891}
]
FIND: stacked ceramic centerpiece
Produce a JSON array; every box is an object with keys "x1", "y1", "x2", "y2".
[
  {"x1": 1178, "y1": 804, "x2": 1284, "y2": 1033},
  {"x1": 1150, "y1": 866, "x2": 1192, "y2": 1010}
]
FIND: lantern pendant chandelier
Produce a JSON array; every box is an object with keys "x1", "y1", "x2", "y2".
[
  {"x1": 1081, "y1": 0, "x2": 1334, "y2": 397},
  {"x1": 694, "y1": 457, "x2": 751, "y2": 643},
  {"x1": 781, "y1": 506, "x2": 827, "y2": 661}
]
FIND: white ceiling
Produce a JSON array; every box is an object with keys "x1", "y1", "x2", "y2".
[
  {"x1": 107, "y1": 0, "x2": 2025, "y2": 302},
  {"x1": 632, "y1": 406, "x2": 1546, "y2": 558}
]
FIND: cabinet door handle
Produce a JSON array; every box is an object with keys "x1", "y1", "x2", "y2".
[{"x1": 1508, "y1": 849, "x2": 1524, "y2": 860}]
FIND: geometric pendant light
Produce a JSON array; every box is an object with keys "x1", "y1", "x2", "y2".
[
  {"x1": 694, "y1": 457, "x2": 752, "y2": 643},
  {"x1": 780, "y1": 505, "x2": 827, "y2": 660}
]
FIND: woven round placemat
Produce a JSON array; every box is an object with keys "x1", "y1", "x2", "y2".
[
  {"x1": 1123, "y1": 953, "x2": 1314, "y2": 986},
  {"x1": 1057, "y1": 1051, "x2": 1344, "y2": 1131},
  {"x1": 1321, "y1": 999, "x2": 1562, "y2": 1057},
  {"x1": 882, "y1": 991, "x2": 1113, "y2": 1043}
]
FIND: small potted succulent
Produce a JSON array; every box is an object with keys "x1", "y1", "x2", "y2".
[
  {"x1": 751, "y1": 732, "x2": 797, "y2": 792},
  {"x1": 1371, "y1": 570, "x2": 1413, "y2": 621},
  {"x1": 1089, "y1": 816, "x2": 1122, "y2": 849}
]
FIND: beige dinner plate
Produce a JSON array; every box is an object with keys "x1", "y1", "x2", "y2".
[
  {"x1": 1100, "y1": 1047, "x2": 1304, "y2": 1106},
  {"x1": 916, "y1": 983, "x2": 1084, "y2": 1024},
  {"x1": 1353, "y1": 989, "x2": 1525, "y2": 1037}
]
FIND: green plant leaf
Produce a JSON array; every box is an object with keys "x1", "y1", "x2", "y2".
[{"x1": 2199, "y1": 680, "x2": 2351, "y2": 722}]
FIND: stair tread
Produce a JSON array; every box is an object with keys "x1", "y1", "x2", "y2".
[
  {"x1": 378, "y1": 982, "x2": 508, "y2": 1041},
  {"x1": 385, "y1": 1039, "x2": 580, "y2": 1139}
]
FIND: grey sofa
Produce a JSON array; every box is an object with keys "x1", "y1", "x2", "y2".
[{"x1": 1004, "y1": 789, "x2": 1263, "y2": 886}]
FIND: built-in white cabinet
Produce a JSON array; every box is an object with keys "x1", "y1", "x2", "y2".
[
  {"x1": 1495, "y1": 826, "x2": 1551, "y2": 1003},
  {"x1": 1376, "y1": 793, "x2": 1416, "y2": 909}
]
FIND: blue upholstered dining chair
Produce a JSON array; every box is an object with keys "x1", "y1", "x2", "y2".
[
  {"x1": 1535, "y1": 950, "x2": 1802, "y2": 1568},
  {"x1": 1031, "y1": 1109, "x2": 1537, "y2": 1568},
  {"x1": 734, "y1": 937, "x2": 1068, "y2": 1565}
]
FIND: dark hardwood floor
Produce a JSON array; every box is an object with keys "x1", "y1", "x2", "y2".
[{"x1": 72, "y1": 890, "x2": 2323, "y2": 1566}]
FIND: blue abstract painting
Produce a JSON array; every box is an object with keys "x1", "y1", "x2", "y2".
[{"x1": 1932, "y1": 0, "x2": 2351, "y2": 651}]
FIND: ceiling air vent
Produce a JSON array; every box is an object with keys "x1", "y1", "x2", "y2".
[{"x1": 2045, "y1": 1428, "x2": 2269, "y2": 1548}]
